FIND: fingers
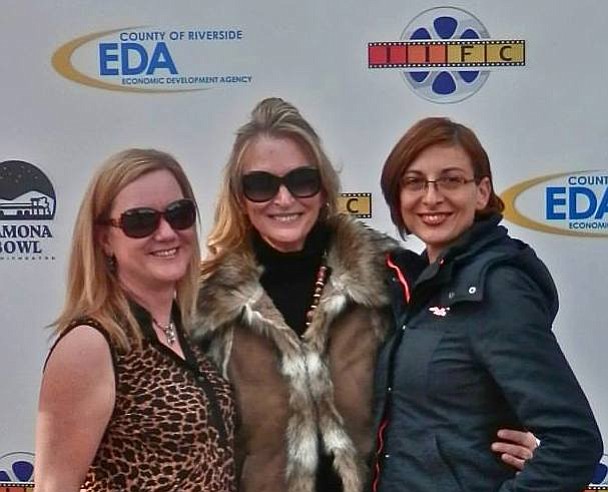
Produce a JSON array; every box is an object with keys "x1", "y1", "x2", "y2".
[
  {"x1": 491, "y1": 442, "x2": 534, "y2": 460},
  {"x1": 496, "y1": 429, "x2": 538, "y2": 450},
  {"x1": 498, "y1": 452, "x2": 527, "y2": 471},
  {"x1": 492, "y1": 429, "x2": 538, "y2": 471}
]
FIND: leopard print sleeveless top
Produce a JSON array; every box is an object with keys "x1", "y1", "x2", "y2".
[{"x1": 54, "y1": 303, "x2": 236, "y2": 491}]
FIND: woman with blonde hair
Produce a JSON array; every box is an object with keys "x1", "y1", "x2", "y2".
[
  {"x1": 34, "y1": 149, "x2": 236, "y2": 491},
  {"x1": 194, "y1": 98, "x2": 536, "y2": 492}
]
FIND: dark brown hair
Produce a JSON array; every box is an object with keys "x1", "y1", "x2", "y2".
[{"x1": 380, "y1": 117, "x2": 504, "y2": 236}]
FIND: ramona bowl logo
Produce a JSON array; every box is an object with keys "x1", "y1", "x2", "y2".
[
  {"x1": 52, "y1": 26, "x2": 253, "y2": 93},
  {"x1": 0, "y1": 160, "x2": 56, "y2": 260},
  {"x1": 501, "y1": 170, "x2": 608, "y2": 237},
  {"x1": 368, "y1": 6, "x2": 525, "y2": 103}
]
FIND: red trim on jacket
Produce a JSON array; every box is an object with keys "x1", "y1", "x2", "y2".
[
  {"x1": 371, "y1": 255, "x2": 413, "y2": 491},
  {"x1": 386, "y1": 254, "x2": 411, "y2": 303},
  {"x1": 372, "y1": 418, "x2": 389, "y2": 492}
]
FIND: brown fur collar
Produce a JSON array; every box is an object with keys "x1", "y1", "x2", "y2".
[{"x1": 193, "y1": 214, "x2": 399, "y2": 341}]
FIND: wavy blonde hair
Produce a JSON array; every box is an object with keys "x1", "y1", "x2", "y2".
[
  {"x1": 202, "y1": 97, "x2": 341, "y2": 277},
  {"x1": 53, "y1": 149, "x2": 201, "y2": 351}
]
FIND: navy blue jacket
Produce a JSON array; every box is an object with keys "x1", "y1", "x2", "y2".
[{"x1": 372, "y1": 216, "x2": 602, "y2": 492}]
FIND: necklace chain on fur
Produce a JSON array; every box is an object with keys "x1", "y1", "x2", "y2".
[
  {"x1": 305, "y1": 256, "x2": 329, "y2": 328},
  {"x1": 152, "y1": 317, "x2": 177, "y2": 345}
]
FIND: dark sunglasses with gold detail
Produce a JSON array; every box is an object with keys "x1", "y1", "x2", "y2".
[
  {"x1": 98, "y1": 198, "x2": 196, "y2": 238},
  {"x1": 241, "y1": 166, "x2": 321, "y2": 203}
]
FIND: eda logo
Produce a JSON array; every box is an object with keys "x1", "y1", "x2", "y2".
[
  {"x1": 0, "y1": 160, "x2": 56, "y2": 260},
  {"x1": 52, "y1": 26, "x2": 253, "y2": 93},
  {"x1": 0, "y1": 452, "x2": 34, "y2": 483},
  {"x1": 368, "y1": 7, "x2": 525, "y2": 103},
  {"x1": 501, "y1": 171, "x2": 608, "y2": 237}
]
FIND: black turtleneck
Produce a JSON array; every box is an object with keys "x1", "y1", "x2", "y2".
[{"x1": 252, "y1": 222, "x2": 330, "y2": 337}]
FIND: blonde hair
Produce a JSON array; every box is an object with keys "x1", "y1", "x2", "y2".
[
  {"x1": 54, "y1": 148, "x2": 201, "y2": 351},
  {"x1": 202, "y1": 97, "x2": 340, "y2": 276}
]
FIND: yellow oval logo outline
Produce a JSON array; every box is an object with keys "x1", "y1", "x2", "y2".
[
  {"x1": 501, "y1": 170, "x2": 608, "y2": 238},
  {"x1": 51, "y1": 27, "x2": 208, "y2": 94}
]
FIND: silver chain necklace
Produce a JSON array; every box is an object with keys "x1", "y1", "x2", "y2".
[{"x1": 152, "y1": 317, "x2": 177, "y2": 345}]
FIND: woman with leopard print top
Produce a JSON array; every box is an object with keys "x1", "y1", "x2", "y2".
[{"x1": 34, "y1": 149, "x2": 236, "y2": 491}]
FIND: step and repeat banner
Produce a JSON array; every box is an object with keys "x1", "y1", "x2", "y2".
[{"x1": 1, "y1": 1, "x2": 606, "y2": 488}]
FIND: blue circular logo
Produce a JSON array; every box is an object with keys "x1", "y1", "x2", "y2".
[
  {"x1": 400, "y1": 7, "x2": 490, "y2": 103},
  {"x1": 591, "y1": 454, "x2": 608, "y2": 485},
  {"x1": 0, "y1": 452, "x2": 34, "y2": 483}
]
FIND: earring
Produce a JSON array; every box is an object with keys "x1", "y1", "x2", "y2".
[
  {"x1": 319, "y1": 202, "x2": 331, "y2": 221},
  {"x1": 105, "y1": 254, "x2": 117, "y2": 273}
]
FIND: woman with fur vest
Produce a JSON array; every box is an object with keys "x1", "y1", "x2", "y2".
[{"x1": 193, "y1": 98, "x2": 536, "y2": 492}]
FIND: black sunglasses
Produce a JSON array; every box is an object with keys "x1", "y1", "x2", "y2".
[
  {"x1": 241, "y1": 167, "x2": 322, "y2": 203},
  {"x1": 99, "y1": 198, "x2": 196, "y2": 238}
]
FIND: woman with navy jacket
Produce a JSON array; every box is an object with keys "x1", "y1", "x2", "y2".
[{"x1": 372, "y1": 117, "x2": 603, "y2": 492}]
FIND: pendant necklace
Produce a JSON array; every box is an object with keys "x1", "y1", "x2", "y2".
[{"x1": 152, "y1": 317, "x2": 177, "y2": 345}]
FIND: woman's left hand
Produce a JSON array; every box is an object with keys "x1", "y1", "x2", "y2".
[{"x1": 491, "y1": 429, "x2": 538, "y2": 470}]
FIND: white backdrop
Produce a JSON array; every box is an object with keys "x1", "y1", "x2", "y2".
[{"x1": 1, "y1": 0, "x2": 606, "y2": 486}]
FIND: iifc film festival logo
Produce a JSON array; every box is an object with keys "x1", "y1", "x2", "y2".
[
  {"x1": 0, "y1": 451, "x2": 34, "y2": 488},
  {"x1": 368, "y1": 6, "x2": 525, "y2": 103},
  {"x1": 0, "y1": 160, "x2": 56, "y2": 261}
]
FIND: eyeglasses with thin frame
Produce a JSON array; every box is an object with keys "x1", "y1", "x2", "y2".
[
  {"x1": 98, "y1": 198, "x2": 197, "y2": 239},
  {"x1": 400, "y1": 174, "x2": 479, "y2": 193},
  {"x1": 241, "y1": 166, "x2": 322, "y2": 203}
]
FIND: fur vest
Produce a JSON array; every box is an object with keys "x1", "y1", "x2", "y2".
[{"x1": 194, "y1": 215, "x2": 399, "y2": 492}]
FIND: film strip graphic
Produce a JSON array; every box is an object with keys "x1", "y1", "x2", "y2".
[
  {"x1": 368, "y1": 40, "x2": 525, "y2": 68},
  {"x1": 0, "y1": 483, "x2": 34, "y2": 491},
  {"x1": 338, "y1": 192, "x2": 372, "y2": 219}
]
